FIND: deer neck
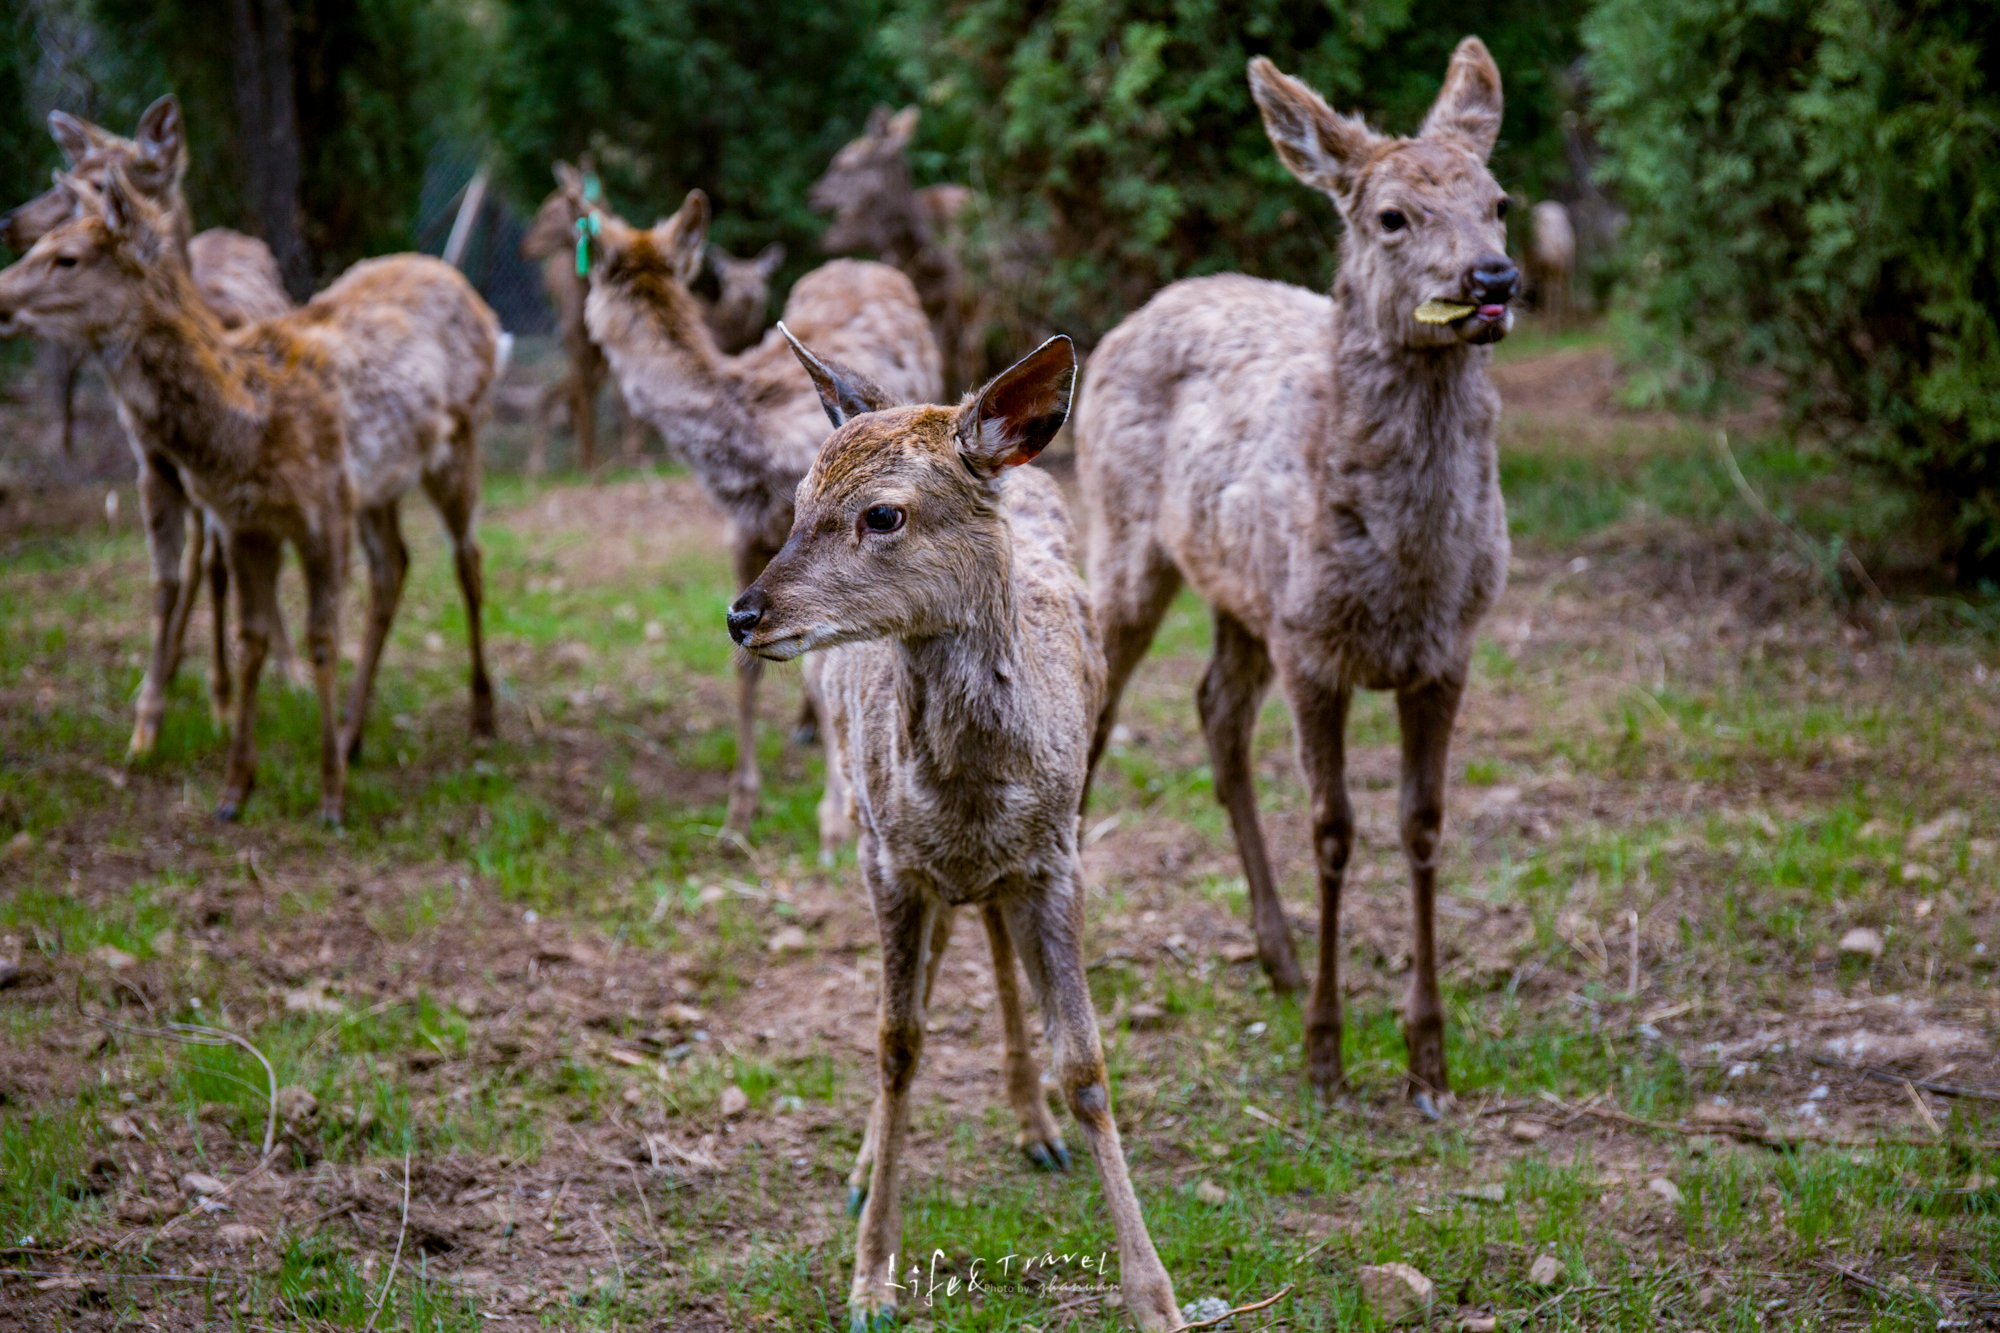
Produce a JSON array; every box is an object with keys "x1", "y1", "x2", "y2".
[{"x1": 96, "y1": 263, "x2": 263, "y2": 480}]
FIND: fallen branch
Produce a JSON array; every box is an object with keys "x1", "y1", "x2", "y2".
[
  {"x1": 1179, "y1": 1285, "x2": 1294, "y2": 1330},
  {"x1": 1814, "y1": 1058, "x2": 2000, "y2": 1103}
]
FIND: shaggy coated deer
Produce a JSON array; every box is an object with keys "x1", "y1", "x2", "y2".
[
  {"x1": 811, "y1": 105, "x2": 982, "y2": 395},
  {"x1": 1078, "y1": 39, "x2": 1518, "y2": 1110},
  {"x1": 0, "y1": 96, "x2": 299, "y2": 746},
  {"x1": 728, "y1": 332, "x2": 1180, "y2": 1332},
  {"x1": 0, "y1": 163, "x2": 502, "y2": 822},
  {"x1": 555, "y1": 167, "x2": 938, "y2": 830}
]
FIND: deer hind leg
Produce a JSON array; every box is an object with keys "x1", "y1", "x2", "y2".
[
  {"x1": 1395, "y1": 675, "x2": 1466, "y2": 1112},
  {"x1": 297, "y1": 529, "x2": 349, "y2": 826},
  {"x1": 131, "y1": 453, "x2": 196, "y2": 757},
  {"x1": 981, "y1": 904, "x2": 1067, "y2": 1171},
  {"x1": 1002, "y1": 880, "x2": 1179, "y2": 1331},
  {"x1": 424, "y1": 446, "x2": 496, "y2": 740},
  {"x1": 1201, "y1": 611, "x2": 1301, "y2": 995},
  {"x1": 1083, "y1": 543, "x2": 1182, "y2": 801},
  {"x1": 337, "y1": 502, "x2": 409, "y2": 765},
  {"x1": 202, "y1": 518, "x2": 232, "y2": 728},
  {"x1": 847, "y1": 878, "x2": 945, "y2": 1331},
  {"x1": 528, "y1": 381, "x2": 564, "y2": 476},
  {"x1": 1287, "y1": 674, "x2": 1355, "y2": 1099},
  {"x1": 216, "y1": 531, "x2": 283, "y2": 821},
  {"x1": 572, "y1": 348, "x2": 601, "y2": 472}
]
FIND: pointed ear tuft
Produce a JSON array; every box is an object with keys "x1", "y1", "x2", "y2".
[
  {"x1": 781, "y1": 322, "x2": 895, "y2": 428},
  {"x1": 885, "y1": 105, "x2": 919, "y2": 143},
  {"x1": 135, "y1": 96, "x2": 184, "y2": 169},
  {"x1": 754, "y1": 241, "x2": 785, "y2": 277},
  {"x1": 1247, "y1": 57, "x2": 1382, "y2": 205},
  {"x1": 1418, "y1": 37, "x2": 1503, "y2": 162},
  {"x1": 662, "y1": 189, "x2": 709, "y2": 286},
  {"x1": 956, "y1": 336, "x2": 1075, "y2": 477},
  {"x1": 47, "y1": 111, "x2": 93, "y2": 166}
]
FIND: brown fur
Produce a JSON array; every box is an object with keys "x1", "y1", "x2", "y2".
[
  {"x1": 520, "y1": 184, "x2": 641, "y2": 470},
  {"x1": 702, "y1": 241, "x2": 784, "y2": 355},
  {"x1": 556, "y1": 170, "x2": 939, "y2": 831},
  {"x1": 1525, "y1": 199, "x2": 1575, "y2": 322},
  {"x1": 730, "y1": 336, "x2": 1178, "y2": 1331},
  {"x1": 1077, "y1": 39, "x2": 1519, "y2": 1105}
]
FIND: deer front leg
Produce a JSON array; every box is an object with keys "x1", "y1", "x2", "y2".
[
  {"x1": 1395, "y1": 675, "x2": 1465, "y2": 1113},
  {"x1": 298, "y1": 531, "x2": 349, "y2": 826},
  {"x1": 216, "y1": 532, "x2": 282, "y2": 821},
  {"x1": 980, "y1": 904, "x2": 1068, "y2": 1170},
  {"x1": 131, "y1": 455, "x2": 196, "y2": 757},
  {"x1": 848, "y1": 881, "x2": 943, "y2": 1332},
  {"x1": 338, "y1": 503, "x2": 409, "y2": 765},
  {"x1": 1002, "y1": 881, "x2": 1179, "y2": 1331},
  {"x1": 1288, "y1": 677, "x2": 1354, "y2": 1100},
  {"x1": 848, "y1": 901, "x2": 954, "y2": 1215},
  {"x1": 726, "y1": 539, "x2": 774, "y2": 834}
]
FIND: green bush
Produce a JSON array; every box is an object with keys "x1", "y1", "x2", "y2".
[
  {"x1": 879, "y1": 0, "x2": 1592, "y2": 343},
  {"x1": 1586, "y1": 0, "x2": 2000, "y2": 565}
]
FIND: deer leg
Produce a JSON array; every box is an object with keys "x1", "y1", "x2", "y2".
[
  {"x1": 265, "y1": 566, "x2": 304, "y2": 691},
  {"x1": 1395, "y1": 675, "x2": 1465, "y2": 1111},
  {"x1": 726, "y1": 540, "x2": 774, "y2": 834},
  {"x1": 1200, "y1": 611, "x2": 1301, "y2": 995},
  {"x1": 812, "y1": 670, "x2": 851, "y2": 864},
  {"x1": 1288, "y1": 676, "x2": 1355, "y2": 1099},
  {"x1": 847, "y1": 875, "x2": 943, "y2": 1332},
  {"x1": 41, "y1": 341, "x2": 79, "y2": 456},
  {"x1": 528, "y1": 381, "x2": 563, "y2": 476},
  {"x1": 1083, "y1": 546, "x2": 1181, "y2": 802},
  {"x1": 338, "y1": 503, "x2": 409, "y2": 765},
  {"x1": 1002, "y1": 879, "x2": 1179, "y2": 1331},
  {"x1": 425, "y1": 449, "x2": 496, "y2": 740},
  {"x1": 216, "y1": 532, "x2": 282, "y2": 821},
  {"x1": 130, "y1": 454, "x2": 195, "y2": 757},
  {"x1": 572, "y1": 352, "x2": 599, "y2": 472},
  {"x1": 847, "y1": 898, "x2": 954, "y2": 1216},
  {"x1": 981, "y1": 904, "x2": 1067, "y2": 1171},
  {"x1": 202, "y1": 519, "x2": 232, "y2": 728},
  {"x1": 297, "y1": 531, "x2": 348, "y2": 827}
]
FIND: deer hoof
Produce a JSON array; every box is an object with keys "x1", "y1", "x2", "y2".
[
  {"x1": 213, "y1": 796, "x2": 242, "y2": 823},
  {"x1": 128, "y1": 722, "x2": 159, "y2": 759},
  {"x1": 471, "y1": 696, "x2": 496, "y2": 739},
  {"x1": 847, "y1": 1304, "x2": 897, "y2": 1333},
  {"x1": 1022, "y1": 1138, "x2": 1071, "y2": 1172},
  {"x1": 790, "y1": 719, "x2": 819, "y2": 747},
  {"x1": 318, "y1": 801, "x2": 344, "y2": 830},
  {"x1": 1411, "y1": 1091, "x2": 1444, "y2": 1122},
  {"x1": 844, "y1": 1182, "x2": 868, "y2": 1217}
]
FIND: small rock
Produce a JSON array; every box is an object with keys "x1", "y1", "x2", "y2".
[
  {"x1": 1838, "y1": 927, "x2": 1884, "y2": 961},
  {"x1": 1358, "y1": 1263, "x2": 1436, "y2": 1324},
  {"x1": 1193, "y1": 1180, "x2": 1228, "y2": 1206},
  {"x1": 180, "y1": 1172, "x2": 228, "y2": 1197},
  {"x1": 91, "y1": 945, "x2": 135, "y2": 971},
  {"x1": 1528, "y1": 1254, "x2": 1564, "y2": 1287},
  {"x1": 665, "y1": 1003, "x2": 706, "y2": 1026},
  {"x1": 1646, "y1": 1177, "x2": 1684, "y2": 1206},
  {"x1": 283, "y1": 984, "x2": 344, "y2": 1015},
  {"x1": 1507, "y1": 1119, "x2": 1547, "y2": 1143},
  {"x1": 1460, "y1": 1317, "x2": 1498, "y2": 1333},
  {"x1": 718, "y1": 1084, "x2": 750, "y2": 1118},
  {"x1": 216, "y1": 1223, "x2": 265, "y2": 1249},
  {"x1": 1454, "y1": 1183, "x2": 1507, "y2": 1205},
  {"x1": 107, "y1": 1114, "x2": 145, "y2": 1141},
  {"x1": 275, "y1": 1086, "x2": 319, "y2": 1126},
  {"x1": 1907, "y1": 810, "x2": 1969, "y2": 851},
  {"x1": 1180, "y1": 1296, "x2": 1232, "y2": 1327},
  {"x1": 767, "y1": 925, "x2": 808, "y2": 954}
]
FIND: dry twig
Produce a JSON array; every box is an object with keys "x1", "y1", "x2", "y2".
[
  {"x1": 362, "y1": 1149, "x2": 412, "y2": 1333},
  {"x1": 1179, "y1": 1285, "x2": 1294, "y2": 1330}
]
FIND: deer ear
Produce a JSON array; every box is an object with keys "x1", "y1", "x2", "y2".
[
  {"x1": 553, "y1": 160, "x2": 583, "y2": 195},
  {"x1": 956, "y1": 336, "x2": 1074, "y2": 477},
  {"x1": 865, "y1": 105, "x2": 891, "y2": 138},
  {"x1": 754, "y1": 241, "x2": 785, "y2": 277},
  {"x1": 1247, "y1": 57, "x2": 1381, "y2": 205},
  {"x1": 781, "y1": 323, "x2": 895, "y2": 428},
  {"x1": 885, "y1": 105, "x2": 919, "y2": 143},
  {"x1": 662, "y1": 189, "x2": 709, "y2": 285},
  {"x1": 47, "y1": 111, "x2": 94, "y2": 166},
  {"x1": 134, "y1": 96, "x2": 184, "y2": 171},
  {"x1": 1418, "y1": 37, "x2": 1503, "y2": 162}
]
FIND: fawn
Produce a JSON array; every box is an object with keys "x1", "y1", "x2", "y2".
[
  {"x1": 554, "y1": 167, "x2": 938, "y2": 831},
  {"x1": 702, "y1": 241, "x2": 785, "y2": 354},
  {"x1": 728, "y1": 332, "x2": 1180, "y2": 1332},
  {"x1": 1077, "y1": 38, "x2": 1518, "y2": 1110},
  {"x1": 811, "y1": 104, "x2": 983, "y2": 395},
  {"x1": 0, "y1": 163, "x2": 502, "y2": 822},
  {"x1": 0, "y1": 96, "x2": 298, "y2": 748}
]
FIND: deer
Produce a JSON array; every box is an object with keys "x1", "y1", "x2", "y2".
[
  {"x1": 0, "y1": 96, "x2": 303, "y2": 749},
  {"x1": 1525, "y1": 199, "x2": 1575, "y2": 324},
  {"x1": 702, "y1": 241, "x2": 784, "y2": 354},
  {"x1": 0, "y1": 161, "x2": 503, "y2": 824},
  {"x1": 728, "y1": 331, "x2": 1181, "y2": 1333},
  {"x1": 520, "y1": 175, "x2": 642, "y2": 471},
  {"x1": 811, "y1": 105, "x2": 984, "y2": 396},
  {"x1": 1076, "y1": 39, "x2": 1518, "y2": 1114},
  {"x1": 553, "y1": 165, "x2": 938, "y2": 831}
]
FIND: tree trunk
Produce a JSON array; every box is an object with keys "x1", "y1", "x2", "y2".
[{"x1": 227, "y1": 0, "x2": 311, "y2": 299}]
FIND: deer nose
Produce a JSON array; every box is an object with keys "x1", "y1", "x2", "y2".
[
  {"x1": 1469, "y1": 255, "x2": 1518, "y2": 305},
  {"x1": 726, "y1": 588, "x2": 767, "y2": 645}
]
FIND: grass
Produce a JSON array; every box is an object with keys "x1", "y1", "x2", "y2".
[{"x1": 2, "y1": 332, "x2": 1998, "y2": 1328}]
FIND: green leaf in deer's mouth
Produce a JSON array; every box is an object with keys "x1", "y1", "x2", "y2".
[{"x1": 1414, "y1": 299, "x2": 1479, "y2": 324}]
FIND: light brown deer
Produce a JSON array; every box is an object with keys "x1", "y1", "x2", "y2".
[
  {"x1": 555, "y1": 168, "x2": 937, "y2": 831},
  {"x1": 1077, "y1": 39, "x2": 1518, "y2": 1111},
  {"x1": 0, "y1": 163, "x2": 501, "y2": 823},
  {"x1": 811, "y1": 105, "x2": 983, "y2": 395},
  {"x1": 520, "y1": 180, "x2": 641, "y2": 471},
  {"x1": 0, "y1": 96, "x2": 302, "y2": 746},
  {"x1": 728, "y1": 332, "x2": 1180, "y2": 1333}
]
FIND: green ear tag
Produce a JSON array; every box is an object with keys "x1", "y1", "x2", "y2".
[{"x1": 575, "y1": 210, "x2": 601, "y2": 277}]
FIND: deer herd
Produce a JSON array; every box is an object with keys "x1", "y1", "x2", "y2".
[{"x1": 2, "y1": 39, "x2": 1545, "y2": 1329}]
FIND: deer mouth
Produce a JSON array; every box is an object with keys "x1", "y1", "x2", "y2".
[
  {"x1": 1456, "y1": 303, "x2": 1513, "y2": 345},
  {"x1": 737, "y1": 626, "x2": 823, "y2": 662}
]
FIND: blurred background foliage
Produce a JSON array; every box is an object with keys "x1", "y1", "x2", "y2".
[{"x1": 0, "y1": 0, "x2": 1990, "y2": 564}]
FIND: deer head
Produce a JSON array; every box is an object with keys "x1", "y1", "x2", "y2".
[
  {"x1": 2, "y1": 96, "x2": 186, "y2": 255},
  {"x1": 707, "y1": 241, "x2": 784, "y2": 319},
  {"x1": 1248, "y1": 38, "x2": 1516, "y2": 347},
  {"x1": 555, "y1": 165, "x2": 709, "y2": 293},
  {"x1": 0, "y1": 163, "x2": 172, "y2": 346},
  {"x1": 811, "y1": 104, "x2": 921, "y2": 255},
  {"x1": 727, "y1": 331, "x2": 1074, "y2": 660}
]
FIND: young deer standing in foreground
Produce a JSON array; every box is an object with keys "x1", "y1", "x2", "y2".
[
  {"x1": 1079, "y1": 39, "x2": 1518, "y2": 1109},
  {"x1": 1, "y1": 96, "x2": 299, "y2": 747},
  {"x1": 728, "y1": 334, "x2": 1180, "y2": 1332},
  {"x1": 556, "y1": 167, "x2": 938, "y2": 830},
  {"x1": 0, "y1": 165, "x2": 502, "y2": 822}
]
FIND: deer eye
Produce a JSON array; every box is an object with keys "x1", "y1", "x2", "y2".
[
  {"x1": 54, "y1": 255, "x2": 77, "y2": 268},
  {"x1": 1496, "y1": 198, "x2": 1510, "y2": 220},
  {"x1": 862, "y1": 504, "x2": 904, "y2": 534},
  {"x1": 1378, "y1": 210, "x2": 1406, "y2": 233}
]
